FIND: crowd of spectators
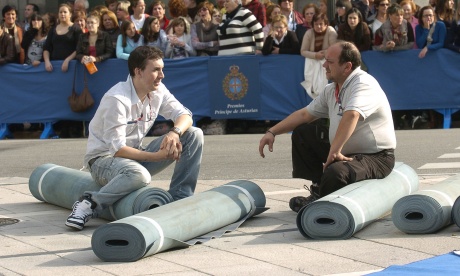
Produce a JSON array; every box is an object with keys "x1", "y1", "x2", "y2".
[{"x1": 1, "y1": 0, "x2": 460, "y2": 137}]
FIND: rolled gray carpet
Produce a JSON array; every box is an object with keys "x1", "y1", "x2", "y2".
[
  {"x1": 296, "y1": 162, "x2": 419, "y2": 240},
  {"x1": 453, "y1": 196, "x2": 460, "y2": 228},
  {"x1": 28, "y1": 163, "x2": 173, "y2": 221},
  {"x1": 392, "y1": 174, "x2": 460, "y2": 234},
  {"x1": 91, "y1": 180, "x2": 267, "y2": 262}
]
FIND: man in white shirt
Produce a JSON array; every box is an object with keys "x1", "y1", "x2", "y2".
[
  {"x1": 66, "y1": 46, "x2": 204, "y2": 230},
  {"x1": 259, "y1": 41, "x2": 396, "y2": 212}
]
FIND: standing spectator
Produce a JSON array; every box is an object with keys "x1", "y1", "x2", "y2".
[
  {"x1": 263, "y1": 4, "x2": 281, "y2": 39},
  {"x1": 116, "y1": 1, "x2": 131, "y2": 27},
  {"x1": 20, "y1": 4, "x2": 39, "y2": 31},
  {"x1": 2, "y1": 5, "x2": 25, "y2": 64},
  {"x1": 338, "y1": 8, "x2": 372, "y2": 51},
  {"x1": 212, "y1": 8, "x2": 223, "y2": 24},
  {"x1": 368, "y1": 0, "x2": 389, "y2": 40},
  {"x1": 116, "y1": 20, "x2": 143, "y2": 60},
  {"x1": 435, "y1": 0, "x2": 455, "y2": 40},
  {"x1": 105, "y1": 0, "x2": 119, "y2": 13},
  {"x1": 216, "y1": 0, "x2": 226, "y2": 14},
  {"x1": 141, "y1": 16, "x2": 168, "y2": 53},
  {"x1": 278, "y1": 0, "x2": 304, "y2": 31},
  {"x1": 300, "y1": 13, "x2": 337, "y2": 99},
  {"x1": 416, "y1": 5, "x2": 446, "y2": 58},
  {"x1": 332, "y1": 0, "x2": 353, "y2": 31},
  {"x1": 130, "y1": 0, "x2": 149, "y2": 32},
  {"x1": 73, "y1": 10, "x2": 87, "y2": 33},
  {"x1": 65, "y1": 46, "x2": 203, "y2": 230},
  {"x1": 191, "y1": 1, "x2": 219, "y2": 56},
  {"x1": 295, "y1": 3, "x2": 319, "y2": 42},
  {"x1": 401, "y1": 0, "x2": 418, "y2": 48},
  {"x1": 262, "y1": 14, "x2": 300, "y2": 55},
  {"x1": 217, "y1": 0, "x2": 264, "y2": 56},
  {"x1": 0, "y1": 26, "x2": 14, "y2": 64},
  {"x1": 73, "y1": 0, "x2": 89, "y2": 13},
  {"x1": 168, "y1": 0, "x2": 189, "y2": 21},
  {"x1": 42, "y1": 13, "x2": 57, "y2": 34},
  {"x1": 319, "y1": 0, "x2": 327, "y2": 15},
  {"x1": 445, "y1": 5, "x2": 460, "y2": 52},
  {"x1": 21, "y1": 13, "x2": 47, "y2": 66},
  {"x1": 184, "y1": 0, "x2": 206, "y2": 23},
  {"x1": 148, "y1": 0, "x2": 170, "y2": 31},
  {"x1": 43, "y1": 4, "x2": 82, "y2": 72},
  {"x1": 373, "y1": 4, "x2": 414, "y2": 51},
  {"x1": 76, "y1": 14, "x2": 114, "y2": 66},
  {"x1": 100, "y1": 10, "x2": 120, "y2": 51},
  {"x1": 165, "y1": 17, "x2": 196, "y2": 59},
  {"x1": 242, "y1": 0, "x2": 266, "y2": 27}
]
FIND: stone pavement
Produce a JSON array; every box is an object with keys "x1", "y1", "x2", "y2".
[{"x1": 1, "y1": 174, "x2": 459, "y2": 276}]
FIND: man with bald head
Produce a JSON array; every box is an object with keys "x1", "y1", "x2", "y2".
[{"x1": 259, "y1": 41, "x2": 396, "y2": 212}]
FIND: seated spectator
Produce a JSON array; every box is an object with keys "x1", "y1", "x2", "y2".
[
  {"x1": 76, "y1": 14, "x2": 114, "y2": 65},
  {"x1": 165, "y1": 17, "x2": 196, "y2": 59},
  {"x1": 242, "y1": 0, "x2": 266, "y2": 27},
  {"x1": 100, "y1": 10, "x2": 120, "y2": 51},
  {"x1": 21, "y1": 13, "x2": 47, "y2": 66},
  {"x1": 278, "y1": 0, "x2": 304, "y2": 31},
  {"x1": 331, "y1": 0, "x2": 352, "y2": 31},
  {"x1": 116, "y1": 20, "x2": 143, "y2": 60},
  {"x1": 416, "y1": 5, "x2": 446, "y2": 58},
  {"x1": 445, "y1": 7, "x2": 460, "y2": 52},
  {"x1": 212, "y1": 8, "x2": 223, "y2": 25},
  {"x1": 73, "y1": 10, "x2": 87, "y2": 33},
  {"x1": 368, "y1": 0, "x2": 389, "y2": 41},
  {"x1": 295, "y1": 3, "x2": 319, "y2": 42},
  {"x1": 0, "y1": 26, "x2": 14, "y2": 64},
  {"x1": 217, "y1": 0, "x2": 264, "y2": 56},
  {"x1": 141, "y1": 16, "x2": 168, "y2": 53},
  {"x1": 43, "y1": 4, "x2": 82, "y2": 72},
  {"x1": 337, "y1": 8, "x2": 371, "y2": 51},
  {"x1": 105, "y1": 0, "x2": 119, "y2": 13},
  {"x1": 2, "y1": 5, "x2": 25, "y2": 64},
  {"x1": 116, "y1": 1, "x2": 131, "y2": 27},
  {"x1": 191, "y1": 1, "x2": 219, "y2": 56},
  {"x1": 262, "y1": 14, "x2": 300, "y2": 55},
  {"x1": 263, "y1": 4, "x2": 281, "y2": 40},
  {"x1": 130, "y1": 0, "x2": 149, "y2": 32},
  {"x1": 373, "y1": 4, "x2": 414, "y2": 51},
  {"x1": 149, "y1": 1, "x2": 170, "y2": 30},
  {"x1": 300, "y1": 13, "x2": 337, "y2": 98},
  {"x1": 400, "y1": 0, "x2": 418, "y2": 48}
]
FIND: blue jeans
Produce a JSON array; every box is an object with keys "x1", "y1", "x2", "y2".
[{"x1": 86, "y1": 126, "x2": 203, "y2": 214}]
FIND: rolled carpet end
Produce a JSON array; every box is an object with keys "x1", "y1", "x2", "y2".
[{"x1": 453, "y1": 196, "x2": 460, "y2": 228}]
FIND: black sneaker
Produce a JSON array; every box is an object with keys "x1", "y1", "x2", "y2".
[
  {"x1": 289, "y1": 183, "x2": 320, "y2": 212},
  {"x1": 65, "y1": 197, "x2": 96, "y2": 230}
]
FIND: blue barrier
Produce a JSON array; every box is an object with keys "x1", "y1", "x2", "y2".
[{"x1": 0, "y1": 49, "x2": 459, "y2": 139}]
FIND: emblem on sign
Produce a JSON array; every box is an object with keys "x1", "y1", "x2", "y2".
[{"x1": 223, "y1": 65, "x2": 248, "y2": 100}]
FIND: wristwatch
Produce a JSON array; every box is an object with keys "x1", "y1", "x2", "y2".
[{"x1": 170, "y1": 126, "x2": 182, "y2": 137}]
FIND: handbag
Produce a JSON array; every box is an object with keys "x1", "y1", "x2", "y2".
[{"x1": 68, "y1": 65, "x2": 94, "y2": 112}]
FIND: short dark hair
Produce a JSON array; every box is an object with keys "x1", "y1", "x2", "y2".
[
  {"x1": 29, "y1": 4, "x2": 40, "y2": 13},
  {"x1": 128, "y1": 46, "x2": 164, "y2": 77},
  {"x1": 337, "y1": 41, "x2": 361, "y2": 70},
  {"x1": 2, "y1": 5, "x2": 18, "y2": 18}
]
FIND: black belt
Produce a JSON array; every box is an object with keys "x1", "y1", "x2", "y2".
[{"x1": 88, "y1": 156, "x2": 100, "y2": 169}]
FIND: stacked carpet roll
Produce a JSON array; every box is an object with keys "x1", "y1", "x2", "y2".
[
  {"x1": 29, "y1": 163, "x2": 173, "y2": 220},
  {"x1": 296, "y1": 162, "x2": 419, "y2": 240},
  {"x1": 453, "y1": 196, "x2": 460, "y2": 228},
  {"x1": 91, "y1": 180, "x2": 267, "y2": 262},
  {"x1": 392, "y1": 173, "x2": 460, "y2": 234}
]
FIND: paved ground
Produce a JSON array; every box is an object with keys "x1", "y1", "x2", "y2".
[{"x1": 1, "y1": 133, "x2": 460, "y2": 275}]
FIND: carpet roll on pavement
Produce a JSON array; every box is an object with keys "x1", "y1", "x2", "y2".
[
  {"x1": 296, "y1": 162, "x2": 419, "y2": 240},
  {"x1": 91, "y1": 180, "x2": 267, "y2": 262},
  {"x1": 453, "y1": 196, "x2": 460, "y2": 228},
  {"x1": 392, "y1": 174, "x2": 460, "y2": 234},
  {"x1": 28, "y1": 163, "x2": 173, "y2": 220}
]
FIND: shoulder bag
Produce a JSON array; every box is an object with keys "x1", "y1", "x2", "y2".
[{"x1": 68, "y1": 65, "x2": 94, "y2": 112}]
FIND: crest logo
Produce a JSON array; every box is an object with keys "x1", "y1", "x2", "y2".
[{"x1": 223, "y1": 65, "x2": 248, "y2": 100}]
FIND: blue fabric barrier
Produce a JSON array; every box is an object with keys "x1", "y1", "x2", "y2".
[{"x1": 1, "y1": 49, "x2": 459, "y2": 139}]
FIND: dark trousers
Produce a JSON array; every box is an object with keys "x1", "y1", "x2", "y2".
[{"x1": 291, "y1": 123, "x2": 395, "y2": 197}]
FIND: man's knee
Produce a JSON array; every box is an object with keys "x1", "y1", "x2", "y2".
[
  {"x1": 122, "y1": 164, "x2": 151, "y2": 188},
  {"x1": 184, "y1": 126, "x2": 204, "y2": 145}
]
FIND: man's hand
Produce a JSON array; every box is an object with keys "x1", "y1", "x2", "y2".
[
  {"x1": 259, "y1": 132, "x2": 275, "y2": 158},
  {"x1": 323, "y1": 151, "x2": 353, "y2": 171},
  {"x1": 160, "y1": 132, "x2": 182, "y2": 161}
]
